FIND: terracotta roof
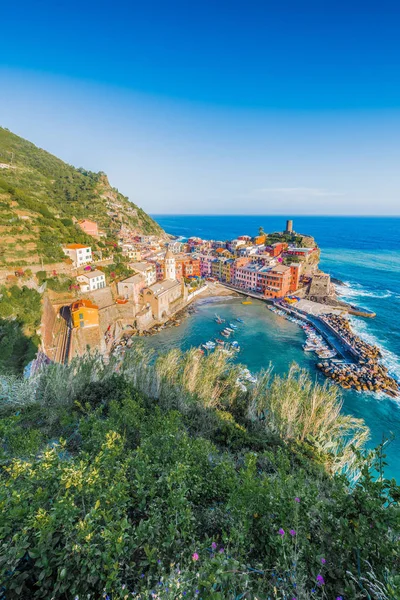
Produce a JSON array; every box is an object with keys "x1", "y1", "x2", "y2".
[
  {"x1": 71, "y1": 299, "x2": 99, "y2": 311},
  {"x1": 65, "y1": 243, "x2": 90, "y2": 250}
]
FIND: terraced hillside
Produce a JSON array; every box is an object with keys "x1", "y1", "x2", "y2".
[{"x1": 0, "y1": 127, "x2": 163, "y2": 266}]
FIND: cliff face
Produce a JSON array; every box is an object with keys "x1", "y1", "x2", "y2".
[{"x1": 0, "y1": 127, "x2": 163, "y2": 266}]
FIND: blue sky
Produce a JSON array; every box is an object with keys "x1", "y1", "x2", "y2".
[{"x1": 1, "y1": 0, "x2": 400, "y2": 215}]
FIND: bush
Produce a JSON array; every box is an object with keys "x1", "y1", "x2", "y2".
[{"x1": 0, "y1": 349, "x2": 398, "y2": 599}]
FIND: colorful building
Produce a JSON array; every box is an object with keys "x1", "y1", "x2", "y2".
[
  {"x1": 78, "y1": 219, "x2": 99, "y2": 237},
  {"x1": 128, "y1": 262, "x2": 157, "y2": 287},
  {"x1": 176, "y1": 257, "x2": 201, "y2": 278},
  {"x1": 260, "y1": 265, "x2": 291, "y2": 298},
  {"x1": 71, "y1": 299, "x2": 99, "y2": 328},
  {"x1": 117, "y1": 273, "x2": 146, "y2": 304},
  {"x1": 254, "y1": 234, "x2": 267, "y2": 245},
  {"x1": 63, "y1": 244, "x2": 92, "y2": 268},
  {"x1": 289, "y1": 263, "x2": 302, "y2": 292}
]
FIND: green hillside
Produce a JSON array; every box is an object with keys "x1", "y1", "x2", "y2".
[{"x1": 0, "y1": 127, "x2": 163, "y2": 266}]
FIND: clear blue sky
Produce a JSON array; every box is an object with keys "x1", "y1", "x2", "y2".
[{"x1": 1, "y1": 0, "x2": 400, "y2": 214}]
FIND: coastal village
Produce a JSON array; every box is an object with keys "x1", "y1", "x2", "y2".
[{"x1": 5, "y1": 211, "x2": 398, "y2": 399}]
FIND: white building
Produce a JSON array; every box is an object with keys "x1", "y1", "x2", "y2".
[
  {"x1": 129, "y1": 262, "x2": 157, "y2": 286},
  {"x1": 168, "y1": 240, "x2": 182, "y2": 253},
  {"x1": 63, "y1": 244, "x2": 92, "y2": 268},
  {"x1": 77, "y1": 270, "x2": 106, "y2": 292}
]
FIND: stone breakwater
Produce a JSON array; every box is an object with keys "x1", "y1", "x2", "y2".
[{"x1": 317, "y1": 314, "x2": 399, "y2": 397}]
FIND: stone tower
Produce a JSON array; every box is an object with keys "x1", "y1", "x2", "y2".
[
  {"x1": 285, "y1": 219, "x2": 293, "y2": 233},
  {"x1": 164, "y1": 249, "x2": 176, "y2": 280}
]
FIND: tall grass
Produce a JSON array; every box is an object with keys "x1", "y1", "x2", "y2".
[{"x1": 0, "y1": 344, "x2": 369, "y2": 476}]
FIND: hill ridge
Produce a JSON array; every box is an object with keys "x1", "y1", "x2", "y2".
[{"x1": 0, "y1": 127, "x2": 163, "y2": 267}]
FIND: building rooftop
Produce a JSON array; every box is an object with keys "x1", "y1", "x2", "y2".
[
  {"x1": 78, "y1": 219, "x2": 97, "y2": 225},
  {"x1": 65, "y1": 243, "x2": 91, "y2": 250},
  {"x1": 71, "y1": 299, "x2": 98, "y2": 311},
  {"x1": 271, "y1": 265, "x2": 290, "y2": 273},
  {"x1": 130, "y1": 261, "x2": 156, "y2": 272},
  {"x1": 120, "y1": 274, "x2": 145, "y2": 284},
  {"x1": 79, "y1": 270, "x2": 105, "y2": 280},
  {"x1": 147, "y1": 279, "x2": 181, "y2": 297}
]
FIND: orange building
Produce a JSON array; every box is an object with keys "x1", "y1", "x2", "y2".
[
  {"x1": 259, "y1": 265, "x2": 291, "y2": 298},
  {"x1": 176, "y1": 257, "x2": 201, "y2": 278},
  {"x1": 266, "y1": 242, "x2": 288, "y2": 257},
  {"x1": 289, "y1": 263, "x2": 302, "y2": 292},
  {"x1": 78, "y1": 219, "x2": 99, "y2": 237},
  {"x1": 254, "y1": 234, "x2": 267, "y2": 245},
  {"x1": 71, "y1": 299, "x2": 99, "y2": 328}
]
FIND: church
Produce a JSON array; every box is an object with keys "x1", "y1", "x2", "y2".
[{"x1": 143, "y1": 250, "x2": 187, "y2": 321}]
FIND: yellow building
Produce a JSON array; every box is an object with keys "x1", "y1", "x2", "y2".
[
  {"x1": 71, "y1": 299, "x2": 99, "y2": 328},
  {"x1": 220, "y1": 259, "x2": 232, "y2": 283}
]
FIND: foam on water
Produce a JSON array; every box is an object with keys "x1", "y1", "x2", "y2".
[
  {"x1": 336, "y1": 282, "x2": 394, "y2": 301},
  {"x1": 349, "y1": 316, "x2": 400, "y2": 383}
]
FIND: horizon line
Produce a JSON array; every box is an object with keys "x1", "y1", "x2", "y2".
[{"x1": 150, "y1": 213, "x2": 400, "y2": 218}]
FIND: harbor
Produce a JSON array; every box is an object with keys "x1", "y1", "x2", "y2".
[{"x1": 271, "y1": 302, "x2": 400, "y2": 398}]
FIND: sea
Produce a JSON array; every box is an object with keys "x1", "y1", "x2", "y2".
[{"x1": 150, "y1": 215, "x2": 400, "y2": 481}]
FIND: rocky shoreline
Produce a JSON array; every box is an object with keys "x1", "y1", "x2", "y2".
[{"x1": 317, "y1": 314, "x2": 399, "y2": 397}]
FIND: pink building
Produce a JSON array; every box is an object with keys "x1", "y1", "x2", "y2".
[
  {"x1": 234, "y1": 263, "x2": 261, "y2": 290},
  {"x1": 198, "y1": 254, "x2": 214, "y2": 277},
  {"x1": 78, "y1": 219, "x2": 99, "y2": 237}
]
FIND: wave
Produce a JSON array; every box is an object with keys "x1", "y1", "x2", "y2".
[
  {"x1": 349, "y1": 316, "x2": 400, "y2": 384},
  {"x1": 335, "y1": 282, "x2": 394, "y2": 301}
]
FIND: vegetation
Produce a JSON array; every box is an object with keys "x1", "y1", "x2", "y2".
[
  {"x1": 0, "y1": 127, "x2": 163, "y2": 266},
  {"x1": 0, "y1": 346, "x2": 398, "y2": 599},
  {"x1": 0, "y1": 285, "x2": 41, "y2": 374}
]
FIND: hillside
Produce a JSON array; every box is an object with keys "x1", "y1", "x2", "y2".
[{"x1": 0, "y1": 127, "x2": 163, "y2": 266}]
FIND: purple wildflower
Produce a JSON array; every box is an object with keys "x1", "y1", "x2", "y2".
[
  {"x1": 294, "y1": 497, "x2": 300, "y2": 503},
  {"x1": 211, "y1": 541, "x2": 217, "y2": 550},
  {"x1": 316, "y1": 574, "x2": 325, "y2": 586},
  {"x1": 289, "y1": 529, "x2": 296, "y2": 536},
  {"x1": 321, "y1": 557, "x2": 326, "y2": 564},
  {"x1": 157, "y1": 559, "x2": 161, "y2": 564},
  {"x1": 219, "y1": 547, "x2": 224, "y2": 553},
  {"x1": 192, "y1": 552, "x2": 199, "y2": 561},
  {"x1": 140, "y1": 574, "x2": 145, "y2": 578},
  {"x1": 278, "y1": 528, "x2": 285, "y2": 536}
]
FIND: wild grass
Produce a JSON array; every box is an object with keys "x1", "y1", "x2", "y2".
[{"x1": 1, "y1": 343, "x2": 369, "y2": 477}]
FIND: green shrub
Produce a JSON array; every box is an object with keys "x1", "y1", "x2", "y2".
[{"x1": 0, "y1": 349, "x2": 398, "y2": 599}]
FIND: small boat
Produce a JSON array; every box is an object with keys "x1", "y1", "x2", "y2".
[
  {"x1": 229, "y1": 323, "x2": 238, "y2": 329},
  {"x1": 202, "y1": 340, "x2": 216, "y2": 351},
  {"x1": 242, "y1": 297, "x2": 252, "y2": 305},
  {"x1": 225, "y1": 327, "x2": 234, "y2": 333},
  {"x1": 215, "y1": 313, "x2": 225, "y2": 324},
  {"x1": 236, "y1": 317, "x2": 244, "y2": 323}
]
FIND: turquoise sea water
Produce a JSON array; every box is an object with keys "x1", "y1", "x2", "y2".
[{"x1": 150, "y1": 216, "x2": 400, "y2": 480}]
